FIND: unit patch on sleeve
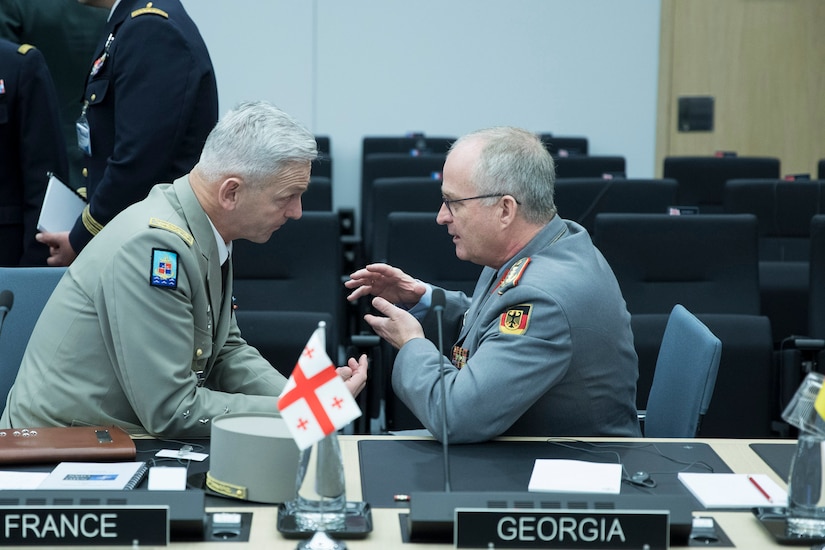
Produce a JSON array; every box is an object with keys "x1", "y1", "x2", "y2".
[
  {"x1": 499, "y1": 304, "x2": 532, "y2": 335},
  {"x1": 150, "y1": 248, "x2": 179, "y2": 289}
]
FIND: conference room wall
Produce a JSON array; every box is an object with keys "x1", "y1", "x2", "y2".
[{"x1": 181, "y1": 0, "x2": 661, "y2": 222}]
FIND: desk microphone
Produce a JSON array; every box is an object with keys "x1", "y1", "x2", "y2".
[
  {"x1": 431, "y1": 287, "x2": 451, "y2": 492},
  {"x1": 0, "y1": 290, "x2": 14, "y2": 338}
]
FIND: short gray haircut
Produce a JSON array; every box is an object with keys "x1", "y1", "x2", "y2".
[
  {"x1": 451, "y1": 127, "x2": 556, "y2": 224},
  {"x1": 197, "y1": 101, "x2": 318, "y2": 186}
]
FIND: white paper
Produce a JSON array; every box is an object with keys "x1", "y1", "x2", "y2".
[
  {"x1": 0, "y1": 471, "x2": 50, "y2": 489},
  {"x1": 37, "y1": 174, "x2": 86, "y2": 233},
  {"x1": 678, "y1": 472, "x2": 788, "y2": 508},
  {"x1": 148, "y1": 467, "x2": 188, "y2": 490},
  {"x1": 528, "y1": 459, "x2": 622, "y2": 494}
]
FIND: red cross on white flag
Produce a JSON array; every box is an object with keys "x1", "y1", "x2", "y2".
[{"x1": 277, "y1": 327, "x2": 361, "y2": 450}]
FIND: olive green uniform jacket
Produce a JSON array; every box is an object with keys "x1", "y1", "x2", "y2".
[{"x1": 1, "y1": 176, "x2": 287, "y2": 437}]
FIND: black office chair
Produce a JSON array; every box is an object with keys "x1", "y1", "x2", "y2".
[
  {"x1": 593, "y1": 213, "x2": 778, "y2": 437},
  {"x1": 302, "y1": 176, "x2": 333, "y2": 211},
  {"x1": 538, "y1": 133, "x2": 589, "y2": 157},
  {"x1": 640, "y1": 304, "x2": 722, "y2": 438},
  {"x1": 231, "y1": 212, "x2": 344, "y2": 361},
  {"x1": 0, "y1": 267, "x2": 67, "y2": 404},
  {"x1": 724, "y1": 178, "x2": 825, "y2": 342},
  {"x1": 592, "y1": 213, "x2": 761, "y2": 315},
  {"x1": 553, "y1": 178, "x2": 678, "y2": 235},
  {"x1": 366, "y1": 177, "x2": 443, "y2": 263},
  {"x1": 359, "y1": 152, "x2": 446, "y2": 263},
  {"x1": 553, "y1": 156, "x2": 625, "y2": 179},
  {"x1": 663, "y1": 155, "x2": 780, "y2": 213},
  {"x1": 380, "y1": 212, "x2": 483, "y2": 431},
  {"x1": 818, "y1": 159, "x2": 824, "y2": 180}
]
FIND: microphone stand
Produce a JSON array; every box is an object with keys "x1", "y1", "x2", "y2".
[{"x1": 433, "y1": 289, "x2": 451, "y2": 492}]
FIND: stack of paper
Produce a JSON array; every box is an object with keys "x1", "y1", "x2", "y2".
[{"x1": 528, "y1": 459, "x2": 622, "y2": 494}]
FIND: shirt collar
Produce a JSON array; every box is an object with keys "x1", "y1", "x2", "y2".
[
  {"x1": 108, "y1": 0, "x2": 122, "y2": 21},
  {"x1": 205, "y1": 216, "x2": 232, "y2": 265}
]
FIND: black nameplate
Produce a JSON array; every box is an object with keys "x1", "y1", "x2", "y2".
[
  {"x1": 0, "y1": 506, "x2": 168, "y2": 546},
  {"x1": 455, "y1": 508, "x2": 669, "y2": 549}
]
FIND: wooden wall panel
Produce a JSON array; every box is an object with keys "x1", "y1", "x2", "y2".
[{"x1": 656, "y1": 0, "x2": 825, "y2": 176}]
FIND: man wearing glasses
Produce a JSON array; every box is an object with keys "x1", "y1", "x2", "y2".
[{"x1": 346, "y1": 126, "x2": 641, "y2": 443}]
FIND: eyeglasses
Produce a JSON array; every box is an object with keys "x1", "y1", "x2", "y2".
[{"x1": 441, "y1": 194, "x2": 520, "y2": 215}]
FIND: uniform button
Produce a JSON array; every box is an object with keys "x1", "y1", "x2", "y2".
[
  {"x1": 90, "y1": 93, "x2": 96, "y2": 101},
  {"x1": 82, "y1": 168, "x2": 88, "y2": 177},
  {"x1": 196, "y1": 349, "x2": 203, "y2": 357}
]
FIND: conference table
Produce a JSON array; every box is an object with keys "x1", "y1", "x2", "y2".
[{"x1": 4, "y1": 435, "x2": 805, "y2": 548}]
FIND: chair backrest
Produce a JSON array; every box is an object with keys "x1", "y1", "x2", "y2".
[
  {"x1": 0, "y1": 267, "x2": 67, "y2": 404},
  {"x1": 809, "y1": 215, "x2": 825, "y2": 338},
  {"x1": 818, "y1": 159, "x2": 824, "y2": 180},
  {"x1": 385, "y1": 212, "x2": 482, "y2": 294},
  {"x1": 554, "y1": 178, "x2": 678, "y2": 235},
  {"x1": 360, "y1": 152, "x2": 446, "y2": 243},
  {"x1": 538, "y1": 134, "x2": 589, "y2": 157},
  {"x1": 592, "y1": 213, "x2": 761, "y2": 315},
  {"x1": 664, "y1": 155, "x2": 780, "y2": 213},
  {"x1": 366, "y1": 177, "x2": 443, "y2": 263},
  {"x1": 231, "y1": 212, "x2": 343, "y2": 355},
  {"x1": 303, "y1": 176, "x2": 333, "y2": 211},
  {"x1": 643, "y1": 305, "x2": 722, "y2": 438},
  {"x1": 313, "y1": 135, "x2": 332, "y2": 180},
  {"x1": 234, "y1": 310, "x2": 336, "y2": 377},
  {"x1": 723, "y1": 178, "x2": 825, "y2": 262},
  {"x1": 553, "y1": 156, "x2": 626, "y2": 179}
]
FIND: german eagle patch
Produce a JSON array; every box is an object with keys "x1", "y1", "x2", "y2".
[
  {"x1": 150, "y1": 248, "x2": 178, "y2": 289},
  {"x1": 499, "y1": 304, "x2": 532, "y2": 335}
]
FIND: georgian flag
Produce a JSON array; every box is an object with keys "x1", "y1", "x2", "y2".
[{"x1": 277, "y1": 327, "x2": 361, "y2": 450}]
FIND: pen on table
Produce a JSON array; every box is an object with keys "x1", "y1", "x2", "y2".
[{"x1": 747, "y1": 475, "x2": 773, "y2": 503}]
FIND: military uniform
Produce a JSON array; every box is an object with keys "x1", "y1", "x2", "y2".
[
  {"x1": 1, "y1": 177, "x2": 287, "y2": 438},
  {"x1": 70, "y1": 0, "x2": 218, "y2": 254},
  {"x1": 0, "y1": 38, "x2": 67, "y2": 266},
  {"x1": 394, "y1": 215, "x2": 643, "y2": 443}
]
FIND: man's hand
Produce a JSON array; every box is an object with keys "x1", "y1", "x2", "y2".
[
  {"x1": 363, "y1": 296, "x2": 426, "y2": 350},
  {"x1": 344, "y1": 262, "x2": 426, "y2": 305},
  {"x1": 337, "y1": 353, "x2": 368, "y2": 397},
  {"x1": 36, "y1": 231, "x2": 77, "y2": 266}
]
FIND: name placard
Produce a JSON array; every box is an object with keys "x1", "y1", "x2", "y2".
[
  {"x1": 0, "y1": 506, "x2": 169, "y2": 546},
  {"x1": 455, "y1": 508, "x2": 669, "y2": 549}
]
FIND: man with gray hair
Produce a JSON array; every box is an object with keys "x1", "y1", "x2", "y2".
[
  {"x1": 346, "y1": 126, "x2": 639, "y2": 443},
  {"x1": 1, "y1": 101, "x2": 367, "y2": 438}
]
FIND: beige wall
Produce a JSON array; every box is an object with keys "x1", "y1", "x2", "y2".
[{"x1": 656, "y1": 0, "x2": 825, "y2": 177}]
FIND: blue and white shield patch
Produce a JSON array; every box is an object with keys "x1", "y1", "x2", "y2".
[{"x1": 150, "y1": 248, "x2": 178, "y2": 289}]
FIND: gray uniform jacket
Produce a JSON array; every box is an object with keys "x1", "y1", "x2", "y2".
[
  {"x1": 394, "y1": 215, "x2": 642, "y2": 443},
  {"x1": 1, "y1": 176, "x2": 286, "y2": 437}
]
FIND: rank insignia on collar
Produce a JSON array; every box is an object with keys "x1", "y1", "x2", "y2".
[
  {"x1": 150, "y1": 248, "x2": 178, "y2": 289},
  {"x1": 497, "y1": 257, "x2": 531, "y2": 294},
  {"x1": 499, "y1": 304, "x2": 532, "y2": 335},
  {"x1": 0, "y1": 79, "x2": 4, "y2": 94}
]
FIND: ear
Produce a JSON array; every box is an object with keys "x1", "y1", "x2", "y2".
[
  {"x1": 217, "y1": 177, "x2": 243, "y2": 210},
  {"x1": 498, "y1": 194, "x2": 519, "y2": 226}
]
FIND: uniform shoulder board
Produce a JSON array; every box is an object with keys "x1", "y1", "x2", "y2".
[
  {"x1": 132, "y1": 2, "x2": 169, "y2": 18},
  {"x1": 497, "y1": 257, "x2": 531, "y2": 295},
  {"x1": 16, "y1": 44, "x2": 35, "y2": 55},
  {"x1": 149, "y1": 217, "x2": 194, "y2": 246}
]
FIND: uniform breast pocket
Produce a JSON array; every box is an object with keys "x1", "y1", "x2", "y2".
[
  {"x1": 0, "y1": 104, "x2": 8, "y2": 124},
  {"x1": 85, "y1": 78, "x2": 110, "y2": 105}
]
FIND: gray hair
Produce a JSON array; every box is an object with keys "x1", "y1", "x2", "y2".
[
  {"x1": 451, "y1": 127, "x2": 556, "y2": 224},
  {"x1": 197, "y1": 101, "x2": 318, "y2": 186}
]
